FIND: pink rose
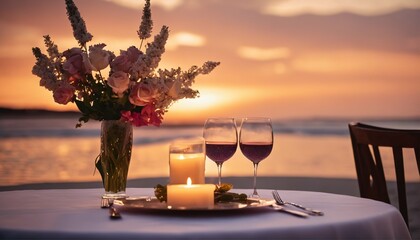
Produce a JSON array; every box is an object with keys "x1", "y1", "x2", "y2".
[
  {"x1": 63, "y1": 48, "x2": 85, "y2": 79},
  {"x1": 107, "y1": 71, "x2": 129, "y2": 97},
  {"x1": 125, "y1": 46, "x2": 142, "y2": 63},
  {"x1": 110, "y1": 54, "x2": 131, "y2": 73},
  {"x1": 129, "y1": 82, "x2": 159, "y2": 106},
  {"x1": 110, "y1": 46, "x2": 142, "y2": 73},
  {"x1": 53, "y1": 84, "x2": 75, "y2": 105}
]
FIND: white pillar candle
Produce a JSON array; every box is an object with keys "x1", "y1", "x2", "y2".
[
  {"x1": 167, "y1": 178, "x2": 215, "y2": 209},
  {"x1": 169, "y1": 152, "x2": 205, "y2": 184}
]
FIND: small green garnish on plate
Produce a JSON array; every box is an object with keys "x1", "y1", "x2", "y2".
[{"x1": 154, "y1": 184, "x2": 167, "y2": 202}]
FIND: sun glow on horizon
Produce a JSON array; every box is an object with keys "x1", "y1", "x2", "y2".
[{"x1": 169, "y1": 87, "x2": 236, "y2": 113}]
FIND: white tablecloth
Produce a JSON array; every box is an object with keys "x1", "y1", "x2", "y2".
[{"x1": 0, "y1": 188, "x2": 411, "y2": 239}]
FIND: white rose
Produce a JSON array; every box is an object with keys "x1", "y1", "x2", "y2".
[
  {"x1": 84, "y1": 44, "x2": 111, "y2": 71},
  {"x1": 107, "y1": 71, "x2": 129, "y2": 97}
]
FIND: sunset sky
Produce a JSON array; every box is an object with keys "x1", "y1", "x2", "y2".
[{"x1": 0, "y1": 0, "x2": 419, "y2": 123}]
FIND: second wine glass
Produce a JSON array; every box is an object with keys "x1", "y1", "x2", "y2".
[
  {"x1": 239, "y1": 117, "x2": 273, "y2": 198},
  {"x1": 203, "y1": 118, "x2": 238, "y2": 186}
]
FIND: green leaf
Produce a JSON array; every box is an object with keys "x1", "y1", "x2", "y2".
[
  {"x1": 154, "y1": 184, "x2": 167, "y2": 202},
  {"x1": 214, "y1": 192, "x2": 247, "y2": 203},
  {"x1": 95, "y1": 155, "x2": 105, "y2": 186},
  {"x1": 75, "y1": 99, "x2": 91, "y2": 114}
]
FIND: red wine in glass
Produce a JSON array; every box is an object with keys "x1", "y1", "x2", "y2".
[
  {"x1": 239, "y1": 142, "x2": 273, "y2": 164},
  {"x1": 206, "y1": 142, "x2": 237, "y2": 164},
  {"x1": 239, "y1": 117, "x2": 273, "y2": 198},
  {"x1": 203, "y1": 118, "x2": 238, "y2": 186}
]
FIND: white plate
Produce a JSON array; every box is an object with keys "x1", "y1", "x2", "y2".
[{"x1": 113, "y1": 196, "x2": 275, "y2": 211}]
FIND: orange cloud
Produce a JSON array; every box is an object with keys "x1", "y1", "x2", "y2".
[
  {"x1": 0, "y1": 22, "x2": 43, "y2": 58},
  {"x1": 262, "y1": 0, "x2": 420, "y2": 16},
  {"x1": 105, "y1": 0, "x2": 184, "y2": 11},
  {"x1": 291, "y1": 49, "x2": 420, "y2": 77},
  {"x1": 237, "y1": 46, "x2": 291, "y2": 61},
  {"x1": 166, "y1": 32, "x2": 206, "y2": 50}
]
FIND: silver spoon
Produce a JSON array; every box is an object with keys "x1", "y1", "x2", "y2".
[{"x1": 272, "y1": 190, "x2": 324, "y2": 216}]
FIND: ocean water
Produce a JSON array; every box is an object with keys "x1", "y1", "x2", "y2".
[{"x1": 0, "y1": 117, "x2": 419, "y2": 186}]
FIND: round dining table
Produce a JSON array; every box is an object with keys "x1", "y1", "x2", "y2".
[{"x1": 0, "y1": 188, "x2": 411, "y2": 239}]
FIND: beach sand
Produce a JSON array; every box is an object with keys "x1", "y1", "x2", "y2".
[{"x1": 1, "y1": 176, "x2": 418, "y2": 239}]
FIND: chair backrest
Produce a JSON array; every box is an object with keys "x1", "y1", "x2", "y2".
[{"x1": 348, "y1": 122, "x2": 420, "y2": 227}]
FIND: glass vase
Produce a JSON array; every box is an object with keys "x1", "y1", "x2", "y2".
[{"x1": 99, "y1": 120, "x2": 133, "y2": 200}]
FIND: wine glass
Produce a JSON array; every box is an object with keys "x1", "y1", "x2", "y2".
[
  {"x1": 203, "y1": 118, "x2": 238, "y2": 186},
  {"x1": 239, "y1": 117, "x2": 273, "y2": 198}
]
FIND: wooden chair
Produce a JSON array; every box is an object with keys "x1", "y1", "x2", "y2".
[{"x1": 348, "y1": 122, "x2": 420, "y2": 227}]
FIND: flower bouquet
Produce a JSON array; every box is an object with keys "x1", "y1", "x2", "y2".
[{"x1": 31, "y1": 0, "x2": 219, "y2": 198}]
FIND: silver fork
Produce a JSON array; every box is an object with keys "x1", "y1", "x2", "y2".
[{"x1": 272, "y1": 190, "x2": 324, "y2": 216}]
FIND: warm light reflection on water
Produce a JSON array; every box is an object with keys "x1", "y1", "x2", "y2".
[{"x1": 0, "y1": 133, "x2": 418, "y2": 186}]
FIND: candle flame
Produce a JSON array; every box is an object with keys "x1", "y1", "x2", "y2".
[{"x1": 187, "y1": 177, "x2": 192, "y2": 186}]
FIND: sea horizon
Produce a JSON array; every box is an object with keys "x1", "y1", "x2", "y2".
[{"x1": 1, "y1": 113, "x2": 420, "y2": 140}]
